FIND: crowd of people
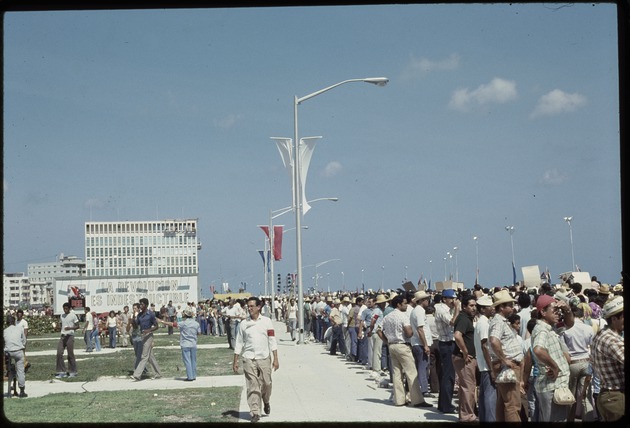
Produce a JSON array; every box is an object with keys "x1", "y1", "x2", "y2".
[
  {"x1": 264, "y1": 277, "x2": 624, "y2": 423},
  {"x1": 4, "y1": 277, "x2": 624, "y2": 423}
]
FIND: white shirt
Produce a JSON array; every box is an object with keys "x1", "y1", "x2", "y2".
[
  {"x1": 61, "y1": 310, "x2": 79, "y2": 336},
  {"x1": 410, "y1": 304, "x2": 432, "y2": 347},
  {"x1": 16, "y1": 318, "x2": 29, "y2": 335},
  {"x1": 382, "y1": 309, "x2": 411, "y2": 344},
  {"x1": 474, "y1": 314, "x2": 491, "y2": 372},
  {"x1": 234, "y1": 315, "x2": 278, "y2": 360},
  {"x1": 340, "y1": 304, "x2": 350, "y2": 327}
]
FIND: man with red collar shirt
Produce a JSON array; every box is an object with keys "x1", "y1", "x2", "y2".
[{"x1": 233, "y1": 296, "x2": 279, "y2": 423}]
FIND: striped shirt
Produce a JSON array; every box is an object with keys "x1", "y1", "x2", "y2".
[
  {"x1": 434, "y1": 302, "x2": 454, "y2": 341},
  {"x1": 488, "y1": 313, "x2": 523, "y2": 362},
  {"x1": 591, "y1": 328, "x2": 625, "y2": 391},
  {"x1": 531, "y1": 320, "x2": 570, "y2": 393}
]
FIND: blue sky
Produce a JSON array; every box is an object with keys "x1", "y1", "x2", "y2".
[{"x1": 3, "y1": 4, "x2": 621, "y2": 297}]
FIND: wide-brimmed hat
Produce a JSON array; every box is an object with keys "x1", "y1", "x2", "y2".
[
  {"x1": 333, "y1": 298, "x2": 341, "y2": 305},
  {"x1": 304, "y1": 297, "x2": 311, "y2": 302},
  {"x1": 613, "y1": 284, "x2": 623, "y2": 293},
  {"x1": 182, "y1": 309, "x2": 194, "y2": 318},
  {"x1": 374, "y1": 294, "x2": 389, "y2": 304},
  {"x1": 442, "y1": 289, "x2": 456, "y2": 299},
  {"x1": 602, "y1": 296, "x2": 623, "y2": 319},
  {"x1": 388, "y1": 291, "x2": 398, "y2": 301},
  {"x1": 536, "y1": 294, "x2": 556, "y2": 312},
  {"x1": 412, "y1": 290, "x2": 430, "y2": 303},
  {"x1": 477, "y1": 295, "x2": 493, "y2": 307},
  {"x1": 599, "y1": 284, "x2": 611, "y2": 295},
  {"x1": 342, "y1": 296, "x2": 351, "y2": 303},
  {"x1": 492, "y1": 290, "x2": 516, "y2": 307}
]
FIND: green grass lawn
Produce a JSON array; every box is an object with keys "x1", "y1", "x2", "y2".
[
  {"x1": 4, "y1": 330, "x2": 242, "y2": 423},
  {"x1": 23, "y1": 331, "x2": 234, "y2": 381}
]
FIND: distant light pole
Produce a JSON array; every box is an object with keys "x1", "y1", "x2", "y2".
[
  {"x1": 361, "y1": 269, "x2": 365, "y2": 292},
  {"x1": 473, "y1": 236, "x2": 479, "y2": 285},
  {"x1": 312, "y1": 258, "x2": 341, "y2": 292},
  {"x1": 341, "y1": 271, "x2": 345, "y2": 291},
  {"x1": 564, "y1": 216, "x2": 576, "y2": 271},
  {"x1": 429, "y1": 260, "x2": 433, "y2": 289},
  {"x1": 443, "y1": 257, "x2": 448, "y2": 281},
  {"x1": 293, "y1": 77, "x2": 388, "y2": 344},
  {"x1": 453, "y1": 247, "x2": 459, "y2": 282},
  {"x1": 381, "y1": 266, "x2": 385, "y2": 290},
  {"x1": 404, "y1": 265, "x2": 408, "y2": 281},
  {"x1": 505, "y1": 226, "x2": 516, "y2": 284}
]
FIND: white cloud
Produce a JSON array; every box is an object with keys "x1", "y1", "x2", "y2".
[
  {"x1": 448, "y1": 77, "x2": 517, "y2": 111},
  {"x1": 530, "y1": 89, "x2": 587, "y2": 118},
  {"x1": 539, "y1": 168, "x2": 568, "y2": 186},
  {"x1": 321, "y1": 161, "x2": 343, "y2": 178},
  {"x1": 401, "y1": 53, "x2": 460, "y2": 80},
  {"x1": 213, "y1": 113, "x2": 241, "y2": 129}
]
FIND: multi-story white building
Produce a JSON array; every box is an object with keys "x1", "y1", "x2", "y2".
[
  {"x1": 54, "y1": 219, "x2": 201, "y2": 314},
  {"x1": 28, "y1": 253, "x2": 86, "y2": 283},
  {"x1": 3, "y1": 272, "x2": 30, "y2": 308}
]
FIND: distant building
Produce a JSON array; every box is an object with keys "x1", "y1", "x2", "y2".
[
  {"x1": 53, "y1": 219, "x2": 201, "y2": 314},
  {"x1": 28, "y1": 253, "x2": 86, "y2": 283},
  {"x1": 3, "y1": 272, "x2": 30, "y2": 308}
]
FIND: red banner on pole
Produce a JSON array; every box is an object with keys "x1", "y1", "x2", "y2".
[{"x1": 273, "y1": 226, "x2": 283, "y2": 261}]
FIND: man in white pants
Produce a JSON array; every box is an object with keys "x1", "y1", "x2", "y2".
[{"x1": 233, "y1": 296, "x2": 280, "y2": 423}]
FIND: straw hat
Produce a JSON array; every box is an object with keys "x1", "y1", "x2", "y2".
[
  {"x1": 477, "y1": 295, "x2": 493, "y2": 307},
  {"x1": 374, "y1": 294, "x2": 389, "y2": 305},
  {"x1": 182, "y1": 308, "x2": 194, "y2": 318},
  {"x1": 599, "y1": 284, "x2": 611, "y2": 295},
  {"x1": 602, "y1": 296, "x2": 623, "y2": 319},
  {"x1": 412, "y1": 290, "x2": 430, "y2": 303},
  {"x1": 492, "y1": 289, "x2": 516, "y2": 307},
  {"x1": 342, "y1": 296, "x2": 351, "y2": 303},
  {"x1": 333, "y1": 298, "x2": 341, "y2": 305}
]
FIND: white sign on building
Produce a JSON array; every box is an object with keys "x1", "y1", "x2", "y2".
[{"x1": 54, "y1": 275, "x2": 198, "y2": 315}]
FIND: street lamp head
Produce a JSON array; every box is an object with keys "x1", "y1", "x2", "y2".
[
  {"x1": 473, "y1": 236, "x2": 478, "y2": 241},
  {"x1": 453, "y1": 246, "x2": 458, "y2": 251},
  {"x1": 564, "y1": 216, "x2": 573, "y2": 223},
  {"x1": 363, "y1": 77, "x2": 389, "y2": 86},
  {"x1": 505, "y1": 226, "x2": 514, "y2": 232}
]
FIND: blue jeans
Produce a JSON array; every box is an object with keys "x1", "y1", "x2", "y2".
[
  {"x1": 181, "y1": 346, "x2": 197, "y2": 380},
  {"x1": 108, "y1": 327, "x2": 117, "y2": 348},
  {"x1": 411, "y1": 345, "x2": 430, "y2": 394},
  {"x1": 314, "y1": 317, "x2": 322, "y2": 341},
  {"x1": 84, "y1": 330, "x2": 93, "y2": 352},
  {"x1": 478, "y1": 370, "x2": 497, "y2": 422},
  {"x1": 330, "y1": 325, "x2": 346, "y2": 355},
  {"x1": 90, "y1": 329, "x2": 101, "y2": 351},
  {"x1": 437, "y1": 340, "x2": 455, "y2": 412},
  {"x1": 348, "y1": 326, "x2": 358, "y2": 357}
]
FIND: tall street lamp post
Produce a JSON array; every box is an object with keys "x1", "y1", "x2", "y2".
[
  {"x1": 293, "y1": 77, "x2": 388, "y2": 344},
  {"x1": 473, "y1": 236, "x2": 479, "y2": 285},
  {"x1": 453, "y1": 246, "x2": 458, "y2": 282},
  {"x1": 505, "y1": 226, "x2": 516, "y2": 284},
  {"x1": 564, "y1": 216, "x2": 575, "y2": 271}
]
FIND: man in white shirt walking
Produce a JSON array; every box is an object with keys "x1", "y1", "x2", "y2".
[{"x1": 233, "y1": 297, "x2": 280, "y2": 423}]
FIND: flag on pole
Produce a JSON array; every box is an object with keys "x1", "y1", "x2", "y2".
[
  {"x1": 298, "y1": 137, "x2": 320, "y2": 214},
  {"x1": 512, "y1": 261, "x2": 517, "y2": 285},
  {"x1": 258, "y1": 250, "x2": 271, "y2": 272},
  {"x1": 273, "y1": 138, "x2": 295, "y2": 210},
  {"x1": 273, "y1": 225, "x2": 283, "y2": 261}
]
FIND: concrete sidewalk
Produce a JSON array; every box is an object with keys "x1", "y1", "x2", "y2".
[{"x1": 235, "y1": 320, "x2": 456, "y2": 423}]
